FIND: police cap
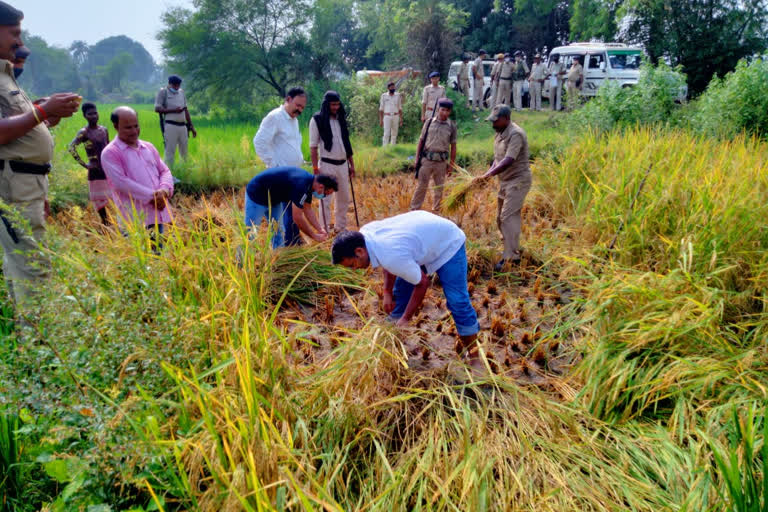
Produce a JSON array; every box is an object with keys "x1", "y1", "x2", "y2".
[
  {"x1": 486, "y1": 104, "x2": 511, "y2": 122},
  {"x1": 168, "y1": 75, "x2": 182, "y2": 85},
  {"x1": 0, "y1": 1, "x2": 23, "y2": 26},
  {"x1": 428, "y1": 71, "x2": 440, "y2": 78},
  {"x1": 438, "y1": 98, "x2": 453, "y2": 109}
]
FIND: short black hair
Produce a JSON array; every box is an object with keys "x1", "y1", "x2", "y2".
[
  {"x1": 332, "y1": 230, "x2": 366, "y2": 264},
  {"x1": 315, "y1": 174, "x2": 338, "y2": 192},
  {"x1": 110, "y1": 110, "x2": 119, "y2": 126},
  {"x1": 81, "y1": 102, "x2": 97, "y2": 115},
  {"x1": 286, "y1": 87, "x2": 306, "y2": 99},
  {"x1": 168, "y1": 75, "x2": 182, "y2": 85}
]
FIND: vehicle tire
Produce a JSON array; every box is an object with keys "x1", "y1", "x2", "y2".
[{"x1": 483, "y1": 87, "x2": 492, "y2": 109}]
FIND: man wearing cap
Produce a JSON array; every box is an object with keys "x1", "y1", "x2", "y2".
[
  {"x1": 512, "y1": 51, "x2": 530, "y2": 112},
  {"x1": 495, "y1": 54, "x2": 514, "y2": 108},
  {"x1": 489, "y1": 53, "x2": 504, "y2": 108},
  {"x1": 547, "y1": 53, "x2": 566, "y2": 111},
  {"x1": 379, "y1": 81, "x2": 402, "y2": 146},
  {"x1": 566, "y1": 57, "x2": 584, "y2": 111},
  {"x1": 0, "y1": 1, "x2": 80, "y2": 310},
  {"x1": 528, "y1": 54, "x2": 547, "y2": 111},
  {"x1": 411, "y1": 98, "x2": 456, "y2": 212},
  {"x1": 458, "y1": 54, "x2": 471, "y2": 107},
  {"x1": 472, "y1": 50, "x2": 486, "y2": 111},
  {"x1": 155, "y1": 75, "x2": 196, "y2": 167},
  {"x1": 421, "y1": 72, "x2": 445, "y2": 122},
  {"x1": 474, "y1": 105, "x2": 531, "y2": 271}
]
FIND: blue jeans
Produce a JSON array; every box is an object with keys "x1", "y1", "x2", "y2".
[
  {"x1": 390, "y1": 244, "x2": 479, "y2": 337},
  {"x1": 244, "y1": 196, "x2": 303, "y2": 248}
]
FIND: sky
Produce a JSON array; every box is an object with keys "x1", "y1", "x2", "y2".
[{"x1": 19, "y1": 0, "x2": 195, "y2": 62}]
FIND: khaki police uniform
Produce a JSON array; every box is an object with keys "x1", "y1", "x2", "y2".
[
  {"x1": 155, "y1": 86, "x2": 188, "y2": 166},
  {"x1": 411, "y1": 117, "x2": 457, "y2": 212},
  {"x1": 379, "y1": 91, "x2": 402, "y2": 146},
  {"x1": 529, "y1": 62, "x2": 548, "y2": 111},
  {"x1": 309, "y1": 116, "x2": 351, "y2": 231},
  {"x1": 422, "y1": 84, "x2": 446, "y2": 120},
  {"x1": 493, "y1": 122, "x2": 531, "y2": 260},
  {"x1": 0, "y1": 60, "x2": 54, "y2": 308},
  {"x1": 489, "y1": 59, "x2": 502, "y2": 108},
  {"x1": 548, "y1": 60, "x2": 566, "y2": 111},
  {"x1": 472, "y1": 57, "x2": 485, "y2": 109},
  {"x1": 566, "y1": 62, "x2": 583, "y2": 111},
  {"x1": 458, "y1": 62, "x2": 470, "y2": 105},
  {"x1": 495, "y1": 60, "x2": 514, "y2": 107},
  {"x1": 512, "y1": 60, "x2": 530, "y2": 111}
]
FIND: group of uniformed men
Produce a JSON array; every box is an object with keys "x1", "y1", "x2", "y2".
[{"x1": 2, "y1": 0, "x2": 534, "y2": 361}]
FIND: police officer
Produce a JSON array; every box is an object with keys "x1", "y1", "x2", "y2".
[
  {"x1": 511, "y1": 51, "x2": 529, "y2": 111},
  {"x1": 155, "y1": 75, "x2": 197, "y2": 166},
  {"x1": 411, "y1": 98, "x2": 457, "y2": 212},
  {"x1": 489, "y1": 53, "x2": 504, "y2": 108},
  {"x1": 547, "y1": 53, "x2": 566, "y2": 111},
  {"x1": 379, "y1": 81, "x2": 403, "y2": 146},
  {"x1": 495, "y1": 54, "x2": 514, "y2": 108},
  {"x1": 566, "y1": 57, "x2": 584, "y2": 111},
  {"x1": 473, "y1": 105, "x2": 531, "y2": 271},
  {"x1": 528, "y1": 54, "x2": 547, "y2": 111},
  {"x1": 472, "y1": 50, "x2": 486, "y2": 111},
  {"x1": 421, "y1": 71, "x2": 446, "y2": 122},
  {"x1": 458, "y1": 54, "x2": 471, "y2": 108},
  {"x1": 0, "y1": 1, "x2": 80, "y2": 310}
]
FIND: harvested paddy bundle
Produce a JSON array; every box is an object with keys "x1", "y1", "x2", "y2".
[
  {"x1": 443, "y1": 163, "x2": 485, "y2": 213},
  {"x1": 258, "y1": 245, "x2": 367, "y2": 305}
]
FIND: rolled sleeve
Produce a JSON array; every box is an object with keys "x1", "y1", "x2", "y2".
[{"x1": 379, "y1": 95, "x2": 385, "y2": 112}]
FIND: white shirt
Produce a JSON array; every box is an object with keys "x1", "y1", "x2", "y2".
[
  {"x1": 361, "y1": 211, "x2": 466, "y2": 285},
  {"x1": 308, "y1": 117, "x2": 347, "y2": 161},
  {"x1": 252, "y1": 105, "x2": 303, "y2": 168}
]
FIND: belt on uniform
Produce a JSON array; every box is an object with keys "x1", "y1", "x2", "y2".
[
  {"x1": 422, "y1": 150, "x2": 449, "y2": 162},
  {"x1": 165, "y1": 120, "x2": 186, "y2": 126},
  {"x1": 500, "y1": 76, "x2": 513, "y2": 80},
  {"x1": 383, "y1": 112, "x2": 399, "y2": 116},
  {"x1": 0, "y1": 160, "x2": 51, "y2": 175},
  {"x1": 321, "y1": 157, "x2": 347, "y2": 166}
]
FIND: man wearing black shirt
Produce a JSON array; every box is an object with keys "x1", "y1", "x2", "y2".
[{"x1": 245, "y1": 166, "x2": 337, "y2": 247}]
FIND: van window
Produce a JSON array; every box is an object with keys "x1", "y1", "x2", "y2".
[
  {"x1": 484, "y1": 62, "x2": 494, "y2": 76},
  {"x1": 607, "y1": 50, "x2": 642, "y2": 70},
  {"x1": 449, "y1": 63, "x2": 461, "y2": 75},
  {"x1": 588, "y1": 53, "x2": 606, "y2": 69}
]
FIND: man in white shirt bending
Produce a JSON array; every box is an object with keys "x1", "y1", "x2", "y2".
[
  {"x1": 252, "y1": 87, "x2": 306, "y2": 168},
  {"x1": 331, "y1": 211, "x2": 480, "y2": 355}
]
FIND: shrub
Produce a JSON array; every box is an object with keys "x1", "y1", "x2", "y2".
[{"x1": 690, "y1": 56, "x2": 768, "y2": 139}]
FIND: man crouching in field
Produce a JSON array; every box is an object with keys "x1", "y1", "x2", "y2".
[
  {"x1": 331, "y1": 211, "x2": 480, "y2": 355},
  {"x1": 245, "y1": 166, "x2": 337, "y2": 247}
]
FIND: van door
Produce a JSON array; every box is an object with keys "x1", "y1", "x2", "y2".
[{"x1": 584, "y1": 52, "x2": 607, "y2": 96}]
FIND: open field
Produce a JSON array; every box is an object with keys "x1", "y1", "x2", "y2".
[{"x1": 1, "y1": 104, "x2": 768, "y2": 511}]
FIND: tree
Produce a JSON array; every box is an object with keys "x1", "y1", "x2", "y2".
[
  {"x1": 19, "y1": 31, "x2": 80, "y2": 96},
  {"x1": 69, "y1": 40, "x2": 90, "y2": 69},
  {"x1": 97, "y1": 52, "x2": 134, "y2": 92},
  {"x1": 82, "y1": 36, "x2": 155, "y2": 83},
  {"x1": 160, "y1": 0, "x2": 311, "y2": 100},
  {"x1": 570, "y1": 0, "x2": 768, "y2": 95},
  {"x1": 405, "y1": 0, "x2": 467, "y2": 80}
]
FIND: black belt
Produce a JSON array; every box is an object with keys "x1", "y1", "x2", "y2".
[
  {"x1": 165, "y1": 120, "x2": 187, "y2": 126},
  {"x1": 0, "y1": 160, "x2": 51, "y2": 175},
  {"x1": 321, "y1": 157, "x2": 346, "y2": 166},
  {"x1": 500, "y1": 76, "x2": 513, "y2": 80}
]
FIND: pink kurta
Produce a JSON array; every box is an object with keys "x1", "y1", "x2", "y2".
[{"x1": 100, "y1": 138, "x2": 175, "y2": 226}]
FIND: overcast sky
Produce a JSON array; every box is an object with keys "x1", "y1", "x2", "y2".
[{"x1": 19, "y1": 0, "x2": 195, "y2": 62}]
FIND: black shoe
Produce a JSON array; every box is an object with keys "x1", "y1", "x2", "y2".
[{"x1": 494, "y1": 258, "x2": 521, "y2": 272}]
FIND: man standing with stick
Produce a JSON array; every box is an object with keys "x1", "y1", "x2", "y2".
[{"x1": 309, "y1": 90, "x2": 357, "y2": 233}]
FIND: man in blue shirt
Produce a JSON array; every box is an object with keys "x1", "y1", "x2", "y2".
[{"x1": 245, "y1": 166, "x2": 337, "y2": 247}]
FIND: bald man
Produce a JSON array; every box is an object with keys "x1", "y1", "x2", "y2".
[{"x1": 100, "y1": 106, "x2": 175, "y2": 237}]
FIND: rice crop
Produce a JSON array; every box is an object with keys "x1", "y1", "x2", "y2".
[{"x1": 442, "y1": 162, "x2": 482, "y2": 213}]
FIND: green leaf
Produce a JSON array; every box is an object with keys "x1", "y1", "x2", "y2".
[{"x1": 43, "y1": 459, "x2": 70, "y2": 483}]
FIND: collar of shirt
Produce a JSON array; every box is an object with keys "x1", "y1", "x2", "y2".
[
  {"x1": 496, "y1": 123, "x2": 514, "y2": 142},
  {"x1": 279, "y1": 104, "x2": 294, "y2": 121},
  {"x1": 114, "y1": 137, "x2": 148, "y2": 152},
  {"x1": 365, "y1": 238, "x2": 380, "y2": 269},
  {"x1": 2, "y1": 60, "x2": 12, "y2": 78}
]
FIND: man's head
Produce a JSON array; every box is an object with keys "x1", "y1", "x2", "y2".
[
  {"x1": 478, "y1": 49, "x2": 487, "y2": 58},
  {"x1": 284, "y1": 87, "x2": 307, "y2": 118},
  {"x1": 496, "y1": 53, "x2": 504, "y2": 62},
  {"x1": 168, "y1": 75, "x2": 182, "y2": 91},
  {"x1": 573, "y1": 56, "x2": 582, "y2": 66},
  {"x1": 534, "y1": 54, "x2": 541, "y2": 63},
  {"x1": 428, "y1": 71, "x2": 439, "y2": 86},
  {"x1": 332, "y1": 230, "x2": 370, "y2": 269},
  {"x1": 313, "y1": 174, "x2": 338, "y2": 200},
  {"x1": 437, "y1": 98, "x2": 453, "y2": 121},
  {"x1": 110, "y1": 106, "x2": 140, "y2": 146},
  {"x1": 514, "y1": 50, "x2": 522, "y2": 61},
  {"x1": 323, "y1": 90, "x2": 342, "y2": 117},
  {"x1": 0, "y1": 1, "x2": 23, "y2": 62},
  {"x1": 486, "y1": 104, "x2": 511, "y2": 132},
  {"x1": 387, "y1": 81, "x2": 396, "y2": 93},
  {"x1": 461, "y1": 54, "x2": 469, "y2": 63},
  {"x1": 82, "y1": 102, "x2": 98, "y2": 124},
  {"x1": 552, "y1": 54, "x2": 560, "y2": 62}
]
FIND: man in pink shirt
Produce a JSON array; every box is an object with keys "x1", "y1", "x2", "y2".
[{"x1": 101, "y1": 106, "x2": 174, "y2": 236}]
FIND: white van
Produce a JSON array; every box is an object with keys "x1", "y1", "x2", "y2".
[
  {"x1": 447, "y1": 59, "x2": 496, "y2": 107},
  {"x1": 543, "y1": 43, "x2": 643, "y2": 101}
]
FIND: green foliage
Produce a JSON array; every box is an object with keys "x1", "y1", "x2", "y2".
[
  {"x1": 690, "y1": 56, "x2": 768, "y2": 139},
  {"x1": 567, "y1": 61, "x2": 687, "y2": 133},
  {"x1": 81, "y1": 36, "x2": 156, "y2": 85},
  {"x1": 348, "y1": 77, "x2": 425, "y2": 145},
  {"x1": 96, "y1": 52, "x2": 134, "y2": 93},
  {"x1": 19, "y1": 32, "x2": 80, "y2": 96}
]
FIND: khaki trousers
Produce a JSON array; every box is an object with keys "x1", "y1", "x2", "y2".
[
  {"x1": 410, "y1": 159, "x2": 447, "y2": 212},
  {"x1": 318, "y1": 161, "x2": 352, "y2": 231},
  {"x1": 473, "y1": 79, "x2": 484, "y2": 109},
  {"x1": 497, "y1": 172, "x2": 532, "y2": 260},
  {"x1": 496, "y1": 80, "x2": 511, "y2": 107},
  {"x1": 0, "y1": 168, "x2": 49, "y2": 309},
  {"x1": 513, "y1": 80, "x2": 525, "y2": 110},
  {"x1": 382, "y1": 114, "x2": 400, "y2": 146},
  {"x1": 566, "y1": 81, "x2": 580, "y2": 111},
  {"x1": 164, "y1": 123, "x2": 189, "y2": 166},
  {"x1": 459, "y1": 79, "x2": 470, "y2": 106},
  {"x1": 551, "y1": 80, "x2": 563, "y2": 111},
  {"x1": 530, "y1": 81, "x2": 543, "y2": 110}
]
